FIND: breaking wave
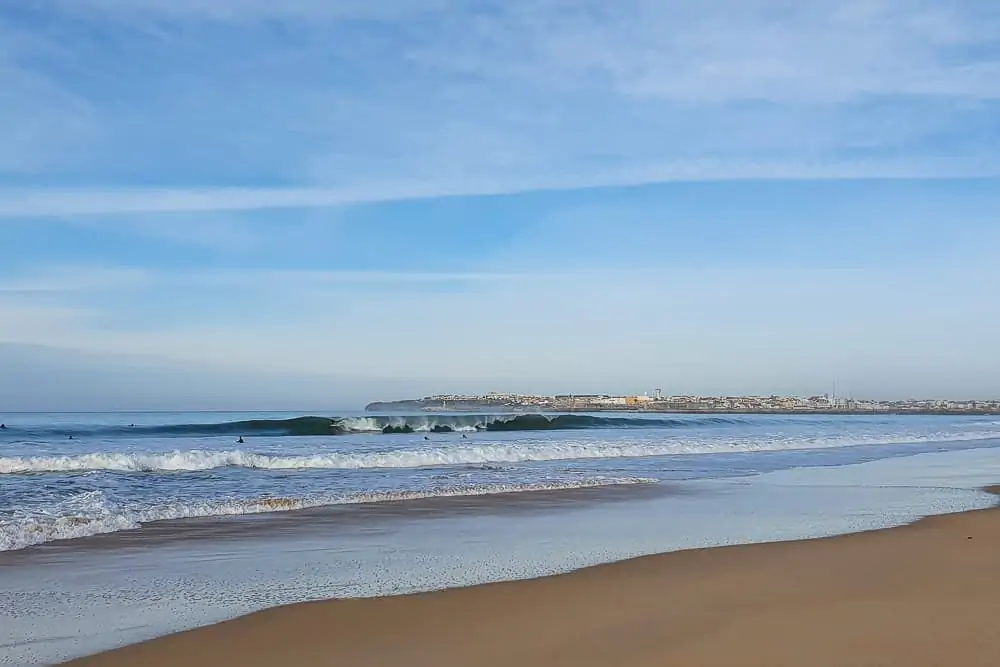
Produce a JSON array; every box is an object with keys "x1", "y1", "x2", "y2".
[
  {"x1": 7, "y1": 426, "x2": 1000, "y2": 475},
  {"x1": 1, "y1": 442, "x2": 685, "y2": 474},
  {"x1": 0, "y1": 414, "x2": 753, "y2": 439},
  {"x1": 0, "y1": 477, "x2": 654, "y2": 551}
]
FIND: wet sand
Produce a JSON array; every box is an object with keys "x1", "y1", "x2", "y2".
[{"x1": 64, "y1": 487, "x2": 1000, "y2": 667}]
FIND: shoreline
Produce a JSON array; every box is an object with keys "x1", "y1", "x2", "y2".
[
  {"x1": 62, "y1": 486, "x2": 1000, "y2": 667},
  {"x1": 0, "y1": 480, "x2": 673, "y2": 560}
]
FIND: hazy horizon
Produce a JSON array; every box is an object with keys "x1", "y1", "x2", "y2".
[{"x1": 2, "y1": 1, "x2": 999, "y2": 411}]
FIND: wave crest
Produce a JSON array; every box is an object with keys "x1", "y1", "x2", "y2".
[{"x1": 1, "y1": 442, "x2": 672, "y2": 474}]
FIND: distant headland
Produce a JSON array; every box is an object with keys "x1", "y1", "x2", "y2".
[{"x1": 365, "y1": 392, "x2": 1000, "y2": 415}]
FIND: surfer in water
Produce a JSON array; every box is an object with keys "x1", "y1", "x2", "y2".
[
  {"x1": 0, "y1": 423, "x2": 6, "y2": 429},
  {"x1": 237, "y1": 436, "x2": 245, "y2": 444}
]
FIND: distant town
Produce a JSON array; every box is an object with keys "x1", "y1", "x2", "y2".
[{"x1": 366, "y1": 391, "x2": 1000, "y2": 415}]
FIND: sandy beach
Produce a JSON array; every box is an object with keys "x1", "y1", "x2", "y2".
[{"x1": 61, "y1": 486, "x2": 1000, "y2": 667}]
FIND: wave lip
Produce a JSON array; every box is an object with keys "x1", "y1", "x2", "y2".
[{"x1": 0, "y1": 477, "x2": 656, "y2": 551}]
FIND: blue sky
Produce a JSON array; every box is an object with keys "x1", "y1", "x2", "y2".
[{"x1": 1, "y1": 0, "x2": 999, "y2": 409}]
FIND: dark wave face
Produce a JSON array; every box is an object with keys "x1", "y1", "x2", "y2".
[
  {"x1": 0, "y1": 414, "x2": 765, "y2": 439},
  {"x1": 161, "y1": 416, "x2": 342, "y2": 436},
  {"x1": 0, "y1": 417, "x2": 342, "y2": 439}
]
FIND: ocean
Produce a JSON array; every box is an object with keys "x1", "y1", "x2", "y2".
[{"x1": 3, "y1": 411, "x2": 1000, "y2": 664}]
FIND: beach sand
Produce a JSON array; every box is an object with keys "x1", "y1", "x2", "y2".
[{"x1": 64, "y1": 487, "x2": 1000, "y2": 667}]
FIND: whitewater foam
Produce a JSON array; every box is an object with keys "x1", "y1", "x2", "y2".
[
  {"x1": 4, "y1": 428, "x2": 1000, "y2": 475},
  {"x1": 0, "y1": 477, "x2": 654, "y2": 551}
]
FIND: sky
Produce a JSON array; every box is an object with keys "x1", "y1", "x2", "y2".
[{"x1": 1, "y1": 0, "x2": 999, "y2": 410}]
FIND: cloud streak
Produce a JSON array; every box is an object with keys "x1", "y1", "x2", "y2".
[
  {"x1": 51, "y1": 0, "x2": 453, "y2": 21},
  {"x1": 4, "y1": 157, "x2": 1000, "y2": 217},
  {"x1": 0, "y1": 266, "x2": 148, "y2": 293}
]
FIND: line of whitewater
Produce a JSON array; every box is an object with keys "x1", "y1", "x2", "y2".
[
  {"x1": 3, "y1": 444, "x2": 672, "y2": 473},
  {"x1": 0, "y1": 477, "x2": 654, "y2": 551},
  {"x1": 5, "y1": 429, "x2": 1000, "y2": 474}
]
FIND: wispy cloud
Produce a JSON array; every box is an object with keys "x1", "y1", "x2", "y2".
[
  {"x1": 0, "y1": 265, "x2": 637, "y2": 298},
  {"x1": 1, "y1": 0, "x2": 998, "y2": 213},
  {"x1": 0, "y1": 20, "x2": 96, "y2": 176},
  {"x1": 54, "y1": 0, "x2": 451, "y2": 21},
  {"x1": 0, "y1": 266, "x2": 149, "y2": 294},
  {"x1": 459, "y1": 1, "x2": 1000, "y2": 103},
  {"x1": 4, "y1": 156, "x2": 1000, "y2": 217},
  {"x1": 0, "y1": 298, "x2": 96, "y2": 341}
]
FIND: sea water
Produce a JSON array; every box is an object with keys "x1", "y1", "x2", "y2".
[
  {"x1": 3, "y1": 411, "x2": 1000, "y2": 551},
  {"x1": 2, "y1": 412, "x2": 1000, "y2": 665}
]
